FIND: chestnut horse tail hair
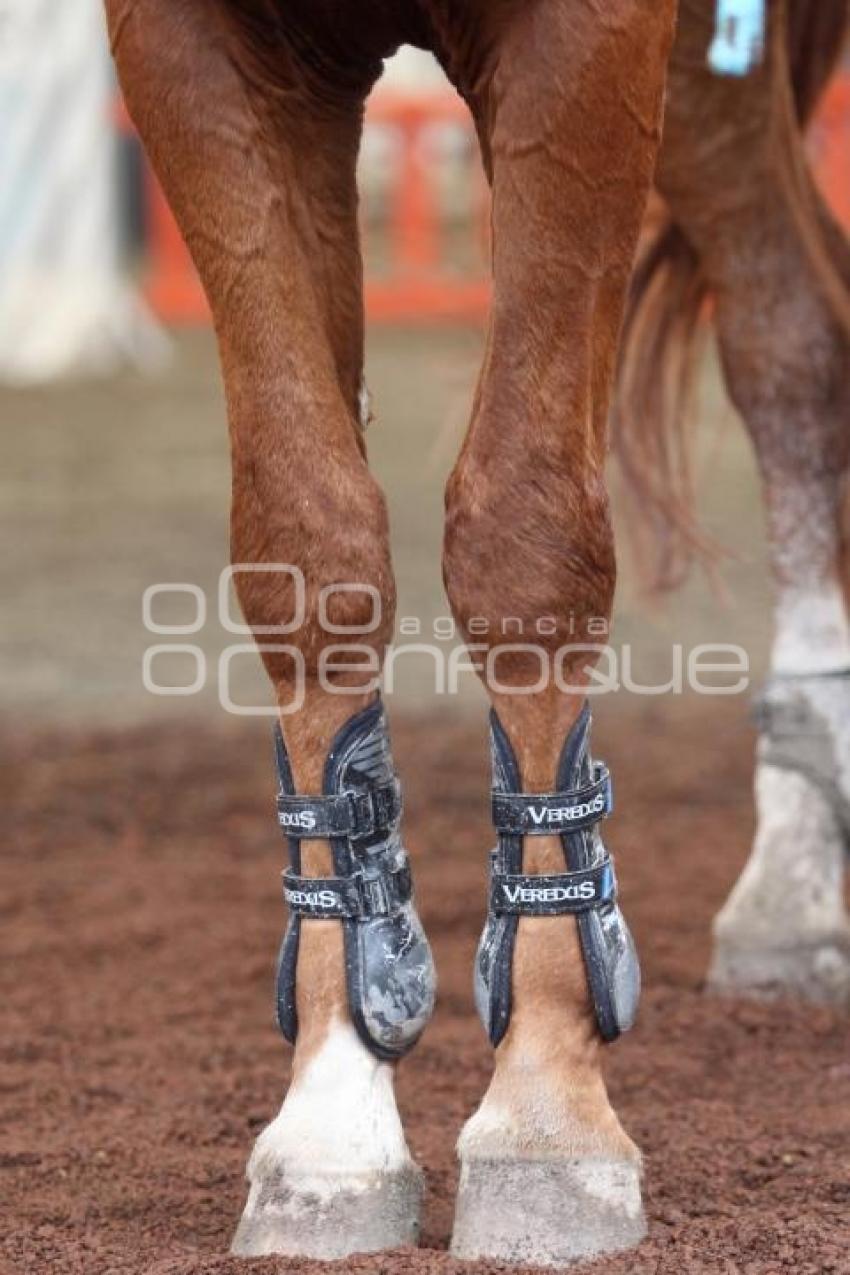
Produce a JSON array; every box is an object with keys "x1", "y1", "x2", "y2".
[
  {"x1": 611, "y1": 216, "x2": 715, "y2": 593},
  {"x1": 611, "y1": 0, "x2": 850, "y2": 592}
]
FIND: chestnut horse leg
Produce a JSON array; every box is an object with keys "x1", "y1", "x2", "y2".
[
  {"x1": 660, "y1": 0, "x2": 850, "y2": 1002},
  {"x1": 438, "y1": 0, "x2": 676, "y2": 1264},
  {"x1": 106, "y1": 0, "x2": 433, "y2": 1257}
]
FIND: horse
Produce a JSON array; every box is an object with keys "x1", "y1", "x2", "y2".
[{"x1": 105, "y1": 0, "x2": 849, "y2": 1265}]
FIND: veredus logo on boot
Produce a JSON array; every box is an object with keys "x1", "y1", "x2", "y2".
[
  {"x1": 285, "y1": 886, "x2": 338, "y2": 909},
  {"x1": 525, "y1": 793, "x2": 607, "y2": 827},
  {"x1": 502, "y1": 880, "x2": 597, "y2": 904},
  {"x1": 278, "y1": 808, "x2": 318, "y2": 831}
]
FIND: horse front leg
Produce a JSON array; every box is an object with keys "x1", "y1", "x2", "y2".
[
  {"x1": 439, "y1": 0, "x2": 676, "y2": 1264},
  {"x1": 107, "y1": 0, "x2": 434, "y2": 1257}
]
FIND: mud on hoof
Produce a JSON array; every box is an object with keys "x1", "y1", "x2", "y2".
[
  {"x1": 708, "y1": 933, "x2": 850, "y2": 1006},
  {"x1": 231, "y1": 1162, "x2": 423, "y2": 1259},
  {"x1": 450, "y1": 1157, "x2": 646, "y2": 1267}
]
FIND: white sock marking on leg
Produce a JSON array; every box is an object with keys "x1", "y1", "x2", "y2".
[
  {"x1": 716, "y1": 765, "x2": 848, "y2": 945},
  {"x1": 250, "y1": 1018, "x2": 411, "y2": 1188},
  {"x1": 772, "y1": 581, "x2": 850, "y2": 675}
]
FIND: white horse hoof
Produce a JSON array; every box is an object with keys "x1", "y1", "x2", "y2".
[
  {"x1": 708, "y1": 936, "x2": 850, "y2": 1006},
  {"x1": 450, "y1": 1157, "x2": 646, "y2": 1267},
  {"x1": 231, "y1": 1164, "x2": 423, "y2": 1259}
]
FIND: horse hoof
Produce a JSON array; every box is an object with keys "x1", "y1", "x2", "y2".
[
  {"x1": 708, "y1": 936, "x2": 850, "y2": 1006},
  {"x1": 450, "y1": 1157, "x2": 646, "y2": 1267},
  {"x1": 231, "y1": 1163, "x2": 423, "y2": 1259}
]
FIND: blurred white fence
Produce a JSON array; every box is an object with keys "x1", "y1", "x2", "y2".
[{"x1": 0, "y1": 0, "x2": 167, "y2": 383}]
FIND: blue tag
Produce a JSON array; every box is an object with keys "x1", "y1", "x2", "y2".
[{"x1": 708, "y1": 0, "x2": 766, "y2": 77}]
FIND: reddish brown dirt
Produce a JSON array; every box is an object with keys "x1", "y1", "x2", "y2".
[{"x1": 2, "y1": 698, "x2": 849, "y2": 1275}]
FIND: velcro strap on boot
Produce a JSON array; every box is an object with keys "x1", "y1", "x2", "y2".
[
  {"x1": 277, "y1": 780, "x2": 402, "y2": 840},
  {"x1": 283, "y1": 862, "x2": 412, "y2": 919},
  {"x1": 491, "y1": 764, "x2": 612, "y2": 836},
  {"x1": 490, "y1": 859, "x2": 615, "y2": 916}
]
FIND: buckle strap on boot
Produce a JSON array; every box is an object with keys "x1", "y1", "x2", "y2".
[
  {"x1": 489, "y1": 857, "x2": 615, "y2": 917},
  {"x1": 277, "y1": 780, "x2": 402, "y2": 840},
  {"x1": 491, "y1": 764, "x2": 612, "y2": 836},
  {"x1": 283, "y1": 862, "x2": 413, "y2": 919}
]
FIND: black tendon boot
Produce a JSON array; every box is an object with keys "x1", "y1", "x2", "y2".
[
  {"x1": 475, "y1": 702, "x2": 640, "y2": 1044},
  {"x1": 274, "y1": 697, "x2": 436, "y2": 1060}
]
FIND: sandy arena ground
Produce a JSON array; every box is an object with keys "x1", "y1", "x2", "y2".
[{"x1": 1, "y1": 328, "x2": 848, "y2": 1274}]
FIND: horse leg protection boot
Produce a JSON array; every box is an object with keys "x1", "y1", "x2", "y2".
[
  {"x1": 475, "y1": 701, "x2": 640, "y2": 1045},
  {"x1": 274, "y1": 697, "x2": 436, "y2": 1059}
]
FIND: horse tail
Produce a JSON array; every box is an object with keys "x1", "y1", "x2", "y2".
[{"x1": 611, "y1": 0, "x2": 850, "y2": 591}]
